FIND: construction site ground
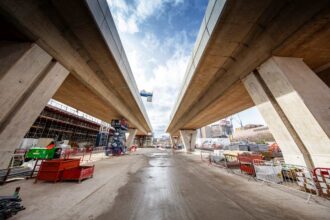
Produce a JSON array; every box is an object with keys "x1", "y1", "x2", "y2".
[{"x1": 0, "y1": 148, "x2": 329, "y2": 220}]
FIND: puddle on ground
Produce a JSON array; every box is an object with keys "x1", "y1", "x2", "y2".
[{"x1": 148, "y1": 152, "x2": 173, "y2": 167}]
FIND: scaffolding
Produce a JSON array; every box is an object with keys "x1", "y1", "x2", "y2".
[
  {"x1": 24, "y1": 105, "x2": 100, "y2": 144},
  {"x1": 95, "y1": 122, "x2": 113, "y2": 147}
]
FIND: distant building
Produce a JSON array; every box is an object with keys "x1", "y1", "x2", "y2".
[
  {"x1": 217, "y1": 120, "x2": 233, "y2": 137},
  {"x1": 199, "y1": 119, "x2": 233, "y2": 138}
]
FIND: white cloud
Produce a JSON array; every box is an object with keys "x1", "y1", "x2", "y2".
[
  {"x1": 116, "y1": 13, "x2": 139, "y2": 34},
  {"x1": 107, "y1": 0, "x2": 129, "y2": 13},
  {"x1": 136, "y1": 0, "x2": 164, "y2": 20},
  {"x1": 108, "y1": 0, "x2": 194, "y2": 137},
  {"x1": 141, "y1": 52, "x2": 190, "y2": 136},
  {"x1": 142, "y1": 32, "x2": 160, "y2": 50},
  {"x1": 123, "y1": 32, "x2": 191, "y2": 136},
  {"x1": 108, "y1": 0, "x2": 184, "y2": 34}
]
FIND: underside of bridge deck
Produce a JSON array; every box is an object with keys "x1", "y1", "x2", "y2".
[{"x1": 167, "y1": 0, "x2": 330, "y2": 136}]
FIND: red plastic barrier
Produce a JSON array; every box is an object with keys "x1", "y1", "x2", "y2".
[
  {"x1": 313, "y1": 167, "x2": 330, "y2": 197},
  {"x1": 238, "y1": 154, "x2": 263, "y2": 176},
  {"x1": 129, "y1": 145, "x2": 137, "y2": 152}
]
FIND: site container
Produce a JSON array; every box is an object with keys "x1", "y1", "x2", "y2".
[
  {"x1": 26, "y1": 148, "x2": 55, "y2": 159},
  {"x1": 39, "y1": 159, "x2": 80, "y2": 171},
  {"x1": 62, "y1": 165, "x2": 94, "y2": 183},
  {"x1": 36, "y1": 159, "x2": 81, "y2": 182}
]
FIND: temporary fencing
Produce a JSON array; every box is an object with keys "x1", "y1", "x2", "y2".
[
  {"x1": 314, "y1": 168, "x2": 330, "y2": 198},
  {"x1": 288, "y1": 164, "x2": 318, "y2": 195},
  {"x1": 253, "y1": 161, "x2": 318, "y2": 194},
  {"x1": 62, "y1": 147, "x2": 105, "y2": 163},
  {"x1": 199, "y1": 149, "x2": 330, "y2": 200},
  {"x1": 223, "y1": 153, "x2": 240, "y2": 169},
  {"x1": 199, "y1": 149, "x2": 239, "y2": 169},
  {"x1": 253, "y1": 160, "x2": 282, "y2": 183},
  {"x1": 237, "y1": 154, "x2": 263, "y2": 176},
  {"x1": 199, "y1": 149, "x2": 213, "y2": 166}
]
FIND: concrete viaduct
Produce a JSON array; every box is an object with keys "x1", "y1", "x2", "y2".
[
  {"x1": 0, "y1": 0, "x2": 151, "y2": 168},
  {"x1": 167, "y1": 0, "x2": 330, "y2": 169}
]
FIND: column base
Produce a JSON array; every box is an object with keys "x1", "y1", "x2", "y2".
[{"x1": 179, "y1": 130, "x2": 197, "y2": 152}]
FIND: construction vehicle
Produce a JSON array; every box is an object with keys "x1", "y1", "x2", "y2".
[{"x1": 108, "y1": 119, "x2": 128, "y2": 156}]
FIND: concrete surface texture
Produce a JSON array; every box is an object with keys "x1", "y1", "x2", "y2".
[
  {"x1": 0, "y1": 43, "x2": 69, "y2": 168},
  {"x1": 167, "y1": 0, "x2": 330, "y2": 135},
  {"x1": 179, "y1": 130, "x2": 197, "y2": 151},
  {"x1": 0, "y1": 0, "x2": 151, "y2": 134},
  {"x1": 0, "y1": 152, "x2": 148, "y2": 220},
  {"x1": 243, "y1": 56, "x2": 330, "y2": 168},
  {"x1": 258, "y1": 57, "x2": 330, "y2": 167},
  {"x1": 126, "y1": 129, "x2": 138, "y2": 148},
  {"x1": 243, "y1": 72, "x2": 308, "y2": 168},
  {"x1": 1, "y1": 149, "x2": 330, "y2": 220}
]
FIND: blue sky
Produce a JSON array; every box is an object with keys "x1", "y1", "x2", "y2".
[{"x1": 107, "y1": 0, "x2": 265, "y2": 136}]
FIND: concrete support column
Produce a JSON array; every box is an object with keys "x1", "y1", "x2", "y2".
[
  {"x1": 243, "y1": 56, "x2": 330, "y2": 168},
  {"x1": 0, "y1": 43, "x2": 69, "y2": 168},
  {"x1": 258, "y1": 57, "x2": 330, "y2": 167},
  {"x1": 243, "y1": 73, "x2": 309, "y2": 168},
  {"x1": 200, "y1": 127, "x2": 207, "y2": 139},
  {"x1": 169, "y1": 136, "x2": 178, "y2": 148},
  {"x1": 179, "y1": 130, "x2": 197, "y2": 152},
  {"x1": 126, "y1": 129, "x2": 137, "y2": 148},
  {"x1": 169, "y1": 136, "x2": 174, "y2": 148}
]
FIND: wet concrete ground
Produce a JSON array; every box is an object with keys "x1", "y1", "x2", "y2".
[
  {"x1": 97, "y1": 149, "x2": 330, "y2": 220},
  {"x1": 1, "y1": 149, "x2": 329, "y2": 220}
]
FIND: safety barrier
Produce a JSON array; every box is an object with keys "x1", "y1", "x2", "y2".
[
  {"x1": 287, "y1": 165, "x2": 318, "y2": 195},
  {"x1": 199, "y1": 150, "x2": 248, "y2": 170},
  {"x1": 253, "y1": 161, "x2": 318, "y2": 195},
  {"x1": 201, "y1": 150, "x2": 262, "y2": 174},
  {"x1": 237, "y1": 154, "x2": 263, "y2": 176},
  {"x1": 253, "y1": 160, "x2": 282, "y2": 183},
  {"x1": 62, "y1": 147, "x2": 105, "y2": 163},
  {"x1": 224, "y1": 154, "x2": 240, "y2": 169},
  {"x1": 199, "y1": 150, "x2": 329, "y2": 199},
  {"x1": 314, "y1": 168, "x2": 330, "y2": 198},
  {"x1": 199, "y1": 150, "x2": 213, "y2": 166}
]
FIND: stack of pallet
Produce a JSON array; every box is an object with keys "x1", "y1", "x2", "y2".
[{"x1": 36, "y1": 159, "x2": 94, "y2": 183}]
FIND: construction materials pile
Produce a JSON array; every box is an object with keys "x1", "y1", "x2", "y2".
[{"x1": 0, "y1": 187, "x2": 25, "y2": 219}]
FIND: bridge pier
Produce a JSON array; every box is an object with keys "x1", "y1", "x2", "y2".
[
  {"x1": 169, "y1": 136, "x2": 178, "y2": 148},
  {"x1": 179, "y1": 130, "x2": 197, "y2": 152},
  {"x1": 0, "y1": 43, "x2": 69, "y2": 168},
  {"x1": 126, "y1": 129, "x2": 137, "y2": 148},
  {"x1": 243, "y1": 56, "x2": 330, "y2": 168}
]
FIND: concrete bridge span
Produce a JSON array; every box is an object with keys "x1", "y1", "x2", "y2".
[
  {"x1": 167, "y1": 0, "x2": 330, "y2": 168},
  {"x1": 0, "y1": 0, "x2": 151, "y2": 168}
]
